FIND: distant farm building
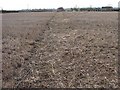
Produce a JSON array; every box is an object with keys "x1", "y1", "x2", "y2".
[
  {"x1": 57, "y1": 7, "x2": 65, "y2": 12},
  {"x1": 102, "y1": 6, "x2": 113, "y2": 11}
]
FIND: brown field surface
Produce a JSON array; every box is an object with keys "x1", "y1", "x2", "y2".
[{"x1": 2, "y1": 12, "x2": 118, "y2": 88}]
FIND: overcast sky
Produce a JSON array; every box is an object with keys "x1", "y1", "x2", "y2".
[{"x1": 0, "y1": 0, "x2": 120, "y2": 10}]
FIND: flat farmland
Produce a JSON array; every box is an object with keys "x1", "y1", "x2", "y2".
[{"x1": 2, "y1": 12, "x2": 118, "y2": 88}]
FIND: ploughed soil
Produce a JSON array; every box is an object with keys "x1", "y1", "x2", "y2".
[{"x1": 2, "y1": 12, "x2": 118, "y2": 88}]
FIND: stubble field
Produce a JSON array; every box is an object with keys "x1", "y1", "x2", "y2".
[{"x1": 2, "y1": 12, "x2": 118, "y2": 88}]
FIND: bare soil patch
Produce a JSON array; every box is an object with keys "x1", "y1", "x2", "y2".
[{"x1": 2, "y1": 12, "x2": 118, "y2": 88}]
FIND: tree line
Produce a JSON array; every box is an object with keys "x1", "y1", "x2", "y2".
[{"x1": 0, "y1": 7, "x2": 119, "y2": 13}]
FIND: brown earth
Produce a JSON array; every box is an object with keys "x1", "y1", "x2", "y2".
[{"x1": 2, "y1": 12, "x2": 118, "y2": 88}]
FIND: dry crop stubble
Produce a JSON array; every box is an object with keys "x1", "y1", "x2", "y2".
[{"x1": 2, "y1": 12, "x2": 118, "y2": 88}]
